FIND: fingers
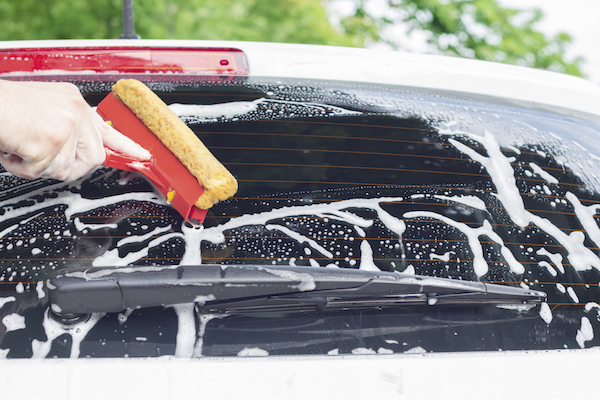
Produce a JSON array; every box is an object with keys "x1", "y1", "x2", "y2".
[
  {"x1": 60, "y1": 110, "x2": 106, "y2": 182},
  {"x1": 38, "y1": 118, "x2": 81, "y2": 181},
  {"x1": 41, "y1": 110, "x2": 104, "y2": 182},
  {"x1": 58, "y1": 108, "x2": 151, "y2": 182},
  {"x1": 94, "y1": 112, "x2": 151, "y2": 161},
  {"x1": 0, "y1": 147, "x2": 65, "y2": 180},
  {"x1": 0, "y1": 153, "x2": 31, "y2": 179},
  {"x1": 2, "y1": 107, "x2": 104, "y2": 182}
]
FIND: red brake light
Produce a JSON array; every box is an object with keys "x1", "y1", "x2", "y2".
[{"x1": 0, "y1": 47, "x2": 248, "y2": 75}]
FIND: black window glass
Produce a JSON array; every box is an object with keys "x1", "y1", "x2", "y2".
[{"x1": 1, "y1": 75, "x2": 599, "y2": 357}]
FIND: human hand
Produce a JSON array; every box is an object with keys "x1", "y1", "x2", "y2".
[{"x1": 0, "y1": 80, "x2": 150, "y2": 181}]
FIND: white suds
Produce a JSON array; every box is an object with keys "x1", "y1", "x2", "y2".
[
  {"x1": 169, "y1": 98, "x2": 359, "y2": 123},
  {"x1": 193, "y1": 314, "x2": 223, "y2": 358},
  {"x1": 35, "y1": 281, "x2": 45, "y2": 300},
  {"x1": 237, "y1": 347, "x2": 269, "y2": 357},
  {"x1": 193, "y1": 294, "x2": 216, "y2": 305},
  {"x1": 441, "y1": 128, "x2": 600, "y2": 273},
  {"x1": 575, "y1": 317, "x2": 594, "y2": 348},
  {"x1": 433, "y1": 195, "x2": 487, "y2": 210},
  {"x1": 15, "y1": 283, "x2": 24, "y2": 293},
  {"x1": 267, "y1": 224, "x2": 333, "y2": 259},
  {"x1": 359, "y1": 240, "x2": 380, "y2": 271},
  {"x1": 116, "y1": 224, "x2": 173, "y2": 247},
  {"x1": 92, "y1": 232, "x2": 182, "y2": 267},
  {"x1": 566, "y1": 287, "x2": 580, "y2": 303},
  {"x1": 539, "y1": 303, "x2": 553, "y2": 324},
  {"x1": 443, "y1": 130, "x2": 529, "y2": 228},
  {"x1": 404, "y1": 211, "x2": 523, "y2": 277},
  {"x1": 529, "y1": 163, "x2": 559, "y2": 184},
  {"x1": 404, "y1": 346, "x2": 427, "y2": 354},
  {"x1": 0, "y1": 223, "x2": 19, "y2": 239},
  {"x1": 352, "y1": 347, "x2": 376, "y2": 355},
  {"x1": 536, "y1": 248, "x2": 565, "y2": 274},
  {"x1": 566, "y1": 192, "x2": 600, "y2": 250},
  {"x1": 73, "y1": 217, "x2": 117, "y2": 232},
  {"x1": 538, "y1": 261, "x2": 557, "y2": 277},
  {"x1": 496, "y1": 302, "x2": 536, "y2": 312},
  {"x1": 32, "y1": 310, "x2": 105, "y2": 359},
  {"x1": 2, "y1": 313, "x2": 26, "y2": 332},
  {"x1": 403, "y1": 265, "x2": 416, "y2": 275},
  {"x1": 87, "y1": 196, "x2": 407, "y2": 271},
  {"x1": 0, "y1": 296, "x2": 15, "y2": 309},
  {"x1": 172, "y1": 303, "x2": 196, "y2": 358},
  {"x1": 429, "y1": 251, "x2": 455, "y2": 262},
  {"x1": 354, "y1": 226, "x2": 366, "y2": 237},
  {"x1": 257, "y1": 267, "x2": 316, "y2": 291},
  {"x1": 584, "y1": 302, "x2": 600, "y2": 319}
]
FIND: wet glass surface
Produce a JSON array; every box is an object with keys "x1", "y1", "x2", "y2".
[{"x1": 0, "y1": 75, "x2": 599, "y2": 358}]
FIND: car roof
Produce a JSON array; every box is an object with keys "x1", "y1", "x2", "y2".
[{"x1": 1, "y1": 39, "x2": 599, "y2": 118}]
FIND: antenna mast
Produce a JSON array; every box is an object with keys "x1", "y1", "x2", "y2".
[{"x1": 120, "y1": 0, "x2": 141, "y2": 39}]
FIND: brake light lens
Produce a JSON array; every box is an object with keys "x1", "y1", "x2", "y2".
[{"x1": 0, "y1": 47, "x2": 248, "y2": 75}]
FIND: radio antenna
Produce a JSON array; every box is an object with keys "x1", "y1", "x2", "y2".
[{"x1": 120, "y1": 0, "x2": 141, "y2": 39}]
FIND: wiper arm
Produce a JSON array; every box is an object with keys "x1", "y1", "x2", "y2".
[{"x1": 47, "y1": 265, "x2": 546, "y2": 321}]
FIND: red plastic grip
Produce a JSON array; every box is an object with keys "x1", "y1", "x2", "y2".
[{"x1": 97, "y1": 93, "x2": 208, "y2": 225}]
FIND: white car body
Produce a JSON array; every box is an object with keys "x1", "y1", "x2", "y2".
[{"x1": 0, "y1": 40, "x2": 599, "y2": 399}]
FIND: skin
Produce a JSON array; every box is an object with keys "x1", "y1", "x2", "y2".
[{"x1": 0, "y1": 79, "x2": 150, "y2": 182}]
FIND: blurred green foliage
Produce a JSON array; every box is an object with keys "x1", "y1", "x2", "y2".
[
  {"x1": 0, "y1": 0, "x2": 583, "y2": 76},
  {"x1": 0, "y1": 0, "x2": 358, "y2": 45},
  {"x1": 372, "y1": 0, "x2": 583, "y2": 76}
]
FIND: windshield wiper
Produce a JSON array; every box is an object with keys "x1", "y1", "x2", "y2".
[{"x1": 47, "y1": 265, "x2": 546, "y2": 322}]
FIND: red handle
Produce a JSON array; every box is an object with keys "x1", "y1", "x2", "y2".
[
  {"x1": 97, "y1": 92, "x2": 208, "y2": 225},
  {"x1": 103, "y1": 147, "x2": 165, "y2": 188},
  {"x1": 103, "y1": 147, "x2": 140, "y2": 171}
]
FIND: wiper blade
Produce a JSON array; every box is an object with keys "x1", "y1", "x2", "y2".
[{"x1": 47, "y1": 265, "x2": 546, "y2": 320}]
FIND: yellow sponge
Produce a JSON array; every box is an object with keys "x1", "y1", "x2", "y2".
[{"x1": 112, "y1": 79, "x2": 237, "y2": 210}]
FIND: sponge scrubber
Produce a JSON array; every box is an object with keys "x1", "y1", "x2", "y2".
[{"x1": 112, "y1": 79, "x2": 237, "y2": 210}]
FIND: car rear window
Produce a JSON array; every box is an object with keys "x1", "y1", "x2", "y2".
[{"x1": 1, "y1": 74, "x2": 599, "y2": 357}]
